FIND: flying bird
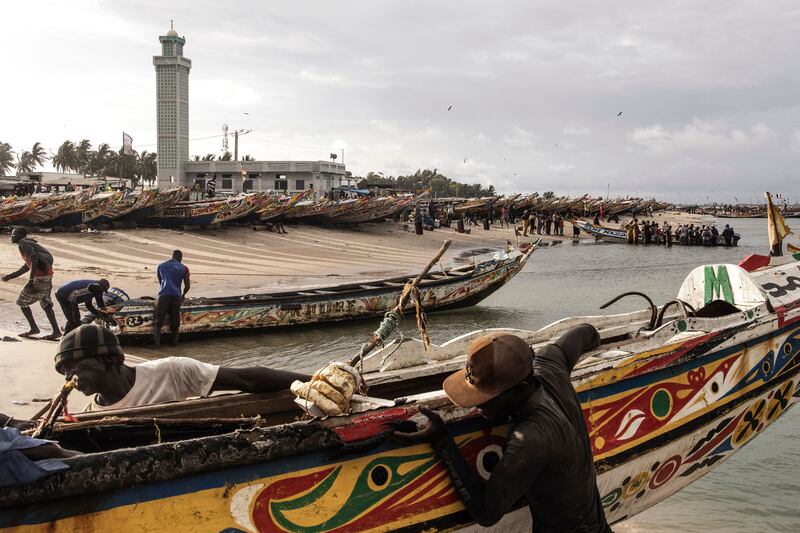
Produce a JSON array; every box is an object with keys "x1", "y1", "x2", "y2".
[
  {"x1": 617, "y1": 111, "x2": 623, "y2": 117},
  {"x1": 244, "y1": 112, "x2": 250, "y2": 116},
  {"x1": 448, "y1": 105, "x2": 453, "y2": 111},
  {"x1": 463, "y1": 158, "x2": 468, "y2": 163}
]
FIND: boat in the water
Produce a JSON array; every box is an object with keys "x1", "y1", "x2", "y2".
[
  {"x1": 575, "y1": 219, "x2": 741, "y2": 246},
  {"x1": 106, "y1": 246, "x2": 536, "y2": 341},
  {"x1": 3, "y1": 249, "x2": 800, "y2": 531}
]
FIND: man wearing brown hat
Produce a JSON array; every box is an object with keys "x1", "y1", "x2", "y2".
[{"x1": 394, "y1": 325, "x2": 612, "y2": 532}]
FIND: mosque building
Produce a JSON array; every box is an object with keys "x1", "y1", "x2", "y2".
[{"x1": 153, "y1": 23, "x2": 351, "y2": 194}]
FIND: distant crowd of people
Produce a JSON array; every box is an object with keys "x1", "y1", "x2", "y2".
[{"x1": 618, "y1": 218, "x2": 738, "y2": 247}]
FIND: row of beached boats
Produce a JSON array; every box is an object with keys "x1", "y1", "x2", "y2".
[
  {"x1": 0, "y1": 188, "x2": 419, "y2": 228},
  {"x1": 437, "y1": 193, "x2": 671, "y2": 218},
  {"x1": 0, "y1": 188, "x2": 671, "y2": 229}
]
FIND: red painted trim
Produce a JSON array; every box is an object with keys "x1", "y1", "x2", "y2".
[{"x1": 332, "y1": 407, "x2": 415, "y2": 442}]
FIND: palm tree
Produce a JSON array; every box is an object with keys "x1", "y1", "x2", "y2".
[
  {"x1": 0, "y1": 142, "x2": 15, "y2": 176},
  {"x1": 28, "y1": 142, "x2": 48, "y2": 170},
  {"x1": 201, "y1": 153, "x2": 216, "y2": 161},
  {"x1": 15, "y1": 152, "x2": 33, "y2": 174},
  {"x1": 138, "y1": 150, "x2": 157, "y2": 186},
  {"x1": 220, "y1": 151, "x2": 233, "y2": 161},
  {"x1": 53, "y1": 141, "x2": 76, "y2": 172},
  {"x1": 241, "y1": 154, "x2": 254, "y2": 161},
  {"x1": 87, "y1": 143, "x2": 112, "y2": 176},
  {"x1": 75, "y1": 139, "x2": 92, "y2": 174},
  {"x1": 192, "y1": 155, "x2": 201, "y2": 161}
]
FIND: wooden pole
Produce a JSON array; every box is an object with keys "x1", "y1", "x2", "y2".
[{"x1": 348, "y1": 239, "x2": 452, "y2": 366}]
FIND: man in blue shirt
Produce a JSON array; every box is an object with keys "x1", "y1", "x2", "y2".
[
  {"x1": 155, "y1": 250, "x2": 190, "y2": 347},
  {"x1": 55, "y1": 278, "x2": 111, "y2": 334}
]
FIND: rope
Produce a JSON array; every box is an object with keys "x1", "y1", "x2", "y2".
[
  {"x1": 356, "y1": 310, "x2": 402, "y2": 373},
  {"x1": 411, "y1": 287, "x2": 431, "y2": 350}
]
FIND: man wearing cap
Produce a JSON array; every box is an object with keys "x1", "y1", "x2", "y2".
[
  {"x1": 55, "y1": 324, "x2": 310, "y2": 412},
  {"x1": 55, "y1": 278, "x2": 112, "y2": 334},
  {"x1": 155, "y1": 250, "x2": 190, "y2": 347},
  {"x1": 394, "y1": 325, "x2": 612, "y2": 532},
  {"x1": 1, "y1": 227, "x2": 61, "y2": 339}
]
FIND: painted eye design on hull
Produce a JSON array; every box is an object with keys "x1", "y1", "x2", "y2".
[{"x1": 367, "y1": 464, "x2": 392, "y2": 491}]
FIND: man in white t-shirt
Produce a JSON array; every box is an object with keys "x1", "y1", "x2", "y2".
[{"x1": 53, "y1": 324, "x2": 311, "y2": 412}]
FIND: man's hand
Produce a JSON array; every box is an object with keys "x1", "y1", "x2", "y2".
[
  {"x1": 392, "y1": 406, "x2": 448, "y2": 445},
  {"x1": 1, "y1": 275, "x2": 8, "y2": 282}
]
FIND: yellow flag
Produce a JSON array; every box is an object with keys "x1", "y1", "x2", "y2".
[{"x1": 766, "y1": 192, "x2": 791, "y2": 248}]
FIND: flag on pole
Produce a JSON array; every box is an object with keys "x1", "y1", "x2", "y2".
[
  {"x1": 122, "y1": 132, "x2": 134, "y2": 156},
  {"x1": 766, "y1": 192, "x2": 791, "y2": 256}
]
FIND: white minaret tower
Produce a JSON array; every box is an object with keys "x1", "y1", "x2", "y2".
[{"x1": 153, "y1": 21, "x2": 191, "y2": 188}]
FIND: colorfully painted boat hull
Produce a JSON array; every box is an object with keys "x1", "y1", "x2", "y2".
[{"x1": 108, "y1": 249, "x2": 534, "y2": 340}]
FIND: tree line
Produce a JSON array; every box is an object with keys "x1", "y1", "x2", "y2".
[
  {"x1": 354, "y1": 168, "x2": 496, "y2": 198},
  {"x1": 0, "y1": 140, "x2": 157, "y2": 187}
]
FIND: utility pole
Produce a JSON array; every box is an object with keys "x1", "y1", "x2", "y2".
[{"x1": 233, "y1": 129, "x2": 252, "y2": 161}]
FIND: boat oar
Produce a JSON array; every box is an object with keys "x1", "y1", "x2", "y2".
[{"x1": 349, "y1": 238, "x2": 452, "y2": 369}]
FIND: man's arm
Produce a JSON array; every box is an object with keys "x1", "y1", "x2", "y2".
[
  {"x1": 552, "y1": 324, "x2": 601, "y2": 373},
  {"x1": 2, "y1": 264, "x2": 29, "y2": 281},
  {"x1": 396, "y1": 408, "x2": 544, "y2": 527},
  {"x1": 212, "y1": 367, "x2": 310, "y2": 394},
  {"x1": 182, "y1": 266, "x2": 191, "y2": 298},
  {"x1": 22, "y1": 243, "x2": 39, "y2": 281}
]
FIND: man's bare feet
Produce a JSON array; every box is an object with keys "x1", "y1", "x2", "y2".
[
  {"x1": 42, "y1": 332, "x2": 62, "y2": 341},
  {"x1": 18, "y1": 329, "x2": 40, "y2": 338}
]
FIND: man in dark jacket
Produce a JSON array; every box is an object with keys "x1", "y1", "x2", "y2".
[
  {"x1": 55, "y1": 278, "x2": 112, "y2": 334},
  {"x1": 394, "y1": 325, "x2": 612, "y2": 532},
  {"x1": 1, "y1": 228, "x2": 61, "y2": 339}
]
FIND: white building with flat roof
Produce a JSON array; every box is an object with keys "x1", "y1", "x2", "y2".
[{"x1": 153, "y1": 24, "x2": 349, "y2": 194}]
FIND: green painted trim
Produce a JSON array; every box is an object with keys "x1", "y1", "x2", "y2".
[{"x1": 704, "y1": 265, "x2": 734, "y2": 305}]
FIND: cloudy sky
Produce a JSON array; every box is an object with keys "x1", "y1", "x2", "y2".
[{"x1": 3, "y1": 0, "x2": 800, "y2": 202}]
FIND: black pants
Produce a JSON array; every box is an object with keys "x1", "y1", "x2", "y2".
[
  {"x1": 155, "y1": 295, "x2": 182, "y2": 343},
  {"x1": 56, "y1": 294, "x2": 82, "y2": 334}
]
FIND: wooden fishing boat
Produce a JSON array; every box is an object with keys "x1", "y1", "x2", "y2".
[
  {"x1": 575, "y1": 219, "x2": 741, "y2": 246},
  {"x1": 323, "y1": 194, "x2": 416, "y2": 224},
  {"x1": 90, "y1": 187, "x2": 189, "y2": 225},
  {"x1": 3, "y1": 252, "x2": 800, "y2": 531},
  {"x1": 142, "y1": 192, "x2": 269, "y2": 227},
  {"x1": 254, "y1": 190, "x2": 312, "y2": 222},
  {"x1": 106, "y1": 246, "x2": 536, "y2": 341},
  {"x1": 0, "y1": 190, "x2": 91, "y2": 227}
]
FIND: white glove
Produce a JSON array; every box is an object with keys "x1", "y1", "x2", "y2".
[{"x1": 291, "y1": 362, "x2": 362, "y2": 417}]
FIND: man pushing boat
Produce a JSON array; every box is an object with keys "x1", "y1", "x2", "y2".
[
  {"x1": 54, "y1": 324, "x2": 311, "y2": 412},
  {"x1": 394, "y1": 325, "x2": 613, "y2": 532}
]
